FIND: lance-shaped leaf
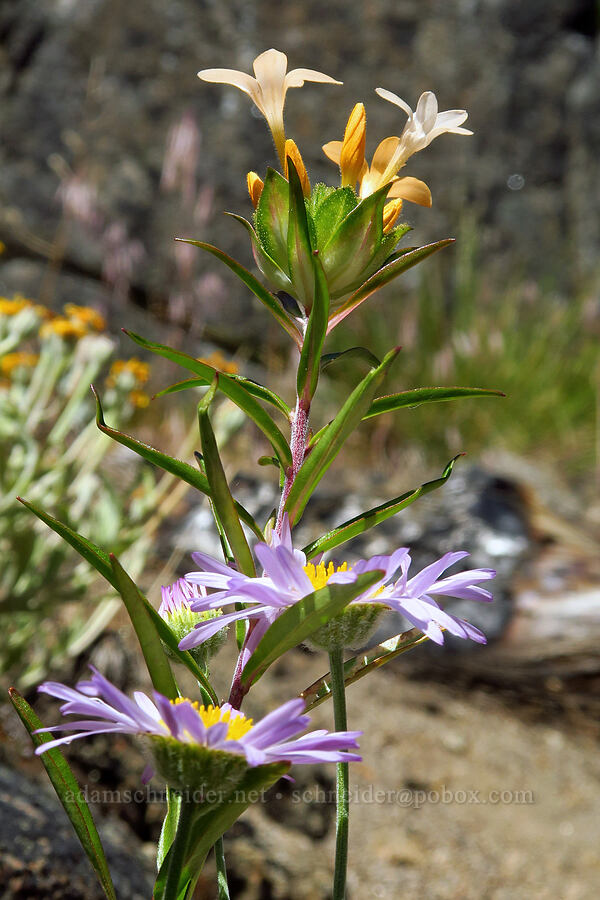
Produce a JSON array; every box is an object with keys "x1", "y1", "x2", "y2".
[
  {"x1": 93, "y1": 388, "x2": 263, "y2": 541},
  {"x1": 17, "y1": 497, "x2": 218, "y2": 700},
  {"x1": 155, "y1": 372, "x2": 291, "y2": 418},
  {"x1": 198, "y1": 378, "x2": 256, "y2": 577},
  {"x1": 9, "y1": 689, "x2": 117, "y2": 900},
  {"x1": 155, "y1": 763, "x2": 289, "y2": 899},
  {"x1": 176, "y1": 239, "x2": 301, "y2": 346},
  {"x1": 285, "y1": 347, "x2": 400, "y2": 524},
  {"x1": 300, "y1": 628, "x2": 429, "y2": 711},
  {"x1": 123, "y1": 331, "x2": 292, "y2": 469},
  {"x1": 241, "y1": 570, "x2": 384, "y2": 687},
  {"x1": 110, "y1": 555, "x2": 178, "y2": 699},
  {"x1": 321, "y1": 346, "x2": 381, "y2": 372},
  {"x1": 302, "y1": 455, "x2": 462, "y2": 559},
  {"x1": 327, "y1": 239, "x2": 454, "y2": 332},
  {"x1": 296, "y1": 253, "x2": 329, "y2": 403},
  {"x1": 254, "y1": 167, "x2": 290, "y2": 272},
  {"x1": 287, "y1": 158, "x2": 315, "y2": 310},
  {"x1": 364, "y1": 385, "x2": 506, "y2": 419}
]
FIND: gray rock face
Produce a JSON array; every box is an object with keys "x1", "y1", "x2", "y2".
[
  {"x1": 0, "y1": 763, "x2": 154, "y2": 899},
  {"x1": 1, "y1": 0, "x2": 598, "y2": 339}
]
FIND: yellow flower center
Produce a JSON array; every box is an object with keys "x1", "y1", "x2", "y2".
[
  {"x1": 171, "y1": 699, "x2": 254, "y2": 741},
  {"x1": 303, "y1": 561, "x2": 350, "y2": 591}
]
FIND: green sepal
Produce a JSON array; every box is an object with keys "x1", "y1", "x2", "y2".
[
  {"x1": 227, "y1": 212, "x2": 293, "y2": 294},
  {"x1": 123, "y1": 330, "x2": 292, "y2": 468},
  {"x1": 321, "y1": 184, "x2": 389, "y2": 297},
  {"x1": 302, "y1": 454, "x2": 463, "y2": 559},
  {"x1": 93, "y1": 388, "x2": 264, "y2": 541},
  {"x1": 198, "y1": 377, "x2": 256, "y2": 577},
  {"x1": 284, "y1": 346, "x2": 400, "y2": 525},
  {"x1": 328, "y1": 238, "x2": 454, "y2": 331},
  {"x1": 254, "y1": 168, "x2": 290, "y2": 272},
  {"x1": 110, "y1": 555, "x2": 179, "y2": 699},
  {"x1": 296, "y1": 253, "x2": 330, "y2": 403},
  {"x1": 241, "y1": 569, "x2": 384, "y2": 687},
  {"x1": 175, "y1": 239, "x2": 301, "y2": 346},
  {"x1": 364, "y1": 385, "x2": 506, "y2": 419},
  {"x1": 311, "y1": 186, "x2": 357, "y2": 253},
  {"x1": 157, "y1": 787, "x2": 181, "y2": 872},
  {"x1": 300, "y1": 627, "x2": 429, "y2": 711},
  {"x1": 8, "y1": 689, "x2": 117, "y2": 900},
  {"x1": 286, "y1": 158, "x2": 315, "y2": 310}
]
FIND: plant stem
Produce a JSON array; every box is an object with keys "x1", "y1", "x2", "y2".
[
  {"x1": 215, "y1": 836, "x2": 230, "y2": 899},
  {"x1": 162, "y1": 794, "x2": 194, "y2": 900},
  {"x1": 276, "y1": 396, "x2": 309, "y2": 534},
  {"x1": 329, "y1": 647, "x2": 349, "y2": 900}
]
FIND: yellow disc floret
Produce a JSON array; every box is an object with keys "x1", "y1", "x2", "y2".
[
  {"x1": 303, "y1": 561, "x2": 350, "y2": 591},
  {"x1": 171, "y1": 699, "x2": 254, "y2": 741}
]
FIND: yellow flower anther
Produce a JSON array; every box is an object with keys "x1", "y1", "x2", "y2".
[
  {"x1": 247, "y1": 172, "x2": 264, "y2": 209},
  {"x1": 340, "y1": 103, "x2": 367, "y2": 189},
  {"x1": 382, "y1": 198, "x2": 403, "y2": 233},
  {"x1": 284, "y1": 139, "x2": 311, "y2": 197},
  {"x1": 303, "y1": 561, "x2": 350, "y2": 591},
  {"x1": 171, "y1": 699, "x2": 254, "y2": 741}
]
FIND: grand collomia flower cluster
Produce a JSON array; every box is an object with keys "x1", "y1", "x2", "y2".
[{"x1": 16, "y1": 48, "x2": 502, "y2": 900}]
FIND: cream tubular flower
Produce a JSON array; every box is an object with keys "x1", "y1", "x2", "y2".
[
  {"x1": 199, "y1": 49, "x2": 341, "y2": 167},
  {"x1": 375, "y1": 88, "x2": 472, "y2": 170}
]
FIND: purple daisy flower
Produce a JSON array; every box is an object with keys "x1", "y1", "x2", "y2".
[
  {"x1": 34, "y1": 667, "x2": 361, "y2": 774},
  {"x1": 179, "y1": 515, "x2": 494, "y2": 652}
]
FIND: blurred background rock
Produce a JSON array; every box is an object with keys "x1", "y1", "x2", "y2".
[{"x1": 2, "y1": 2, "x2": 600, "y2": 897}]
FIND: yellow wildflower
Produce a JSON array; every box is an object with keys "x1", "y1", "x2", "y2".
[
  {"x1": 199, "y1": 350, "x2": 239, "y2": 376},
  {"x1": 108, "y1": 358, "x2": 150, "y2": 386},
  {"x1": 64, "y1": 303, "x2": 106, "y2": 332},
  {"x1": 283, "y1": 139, "x2": 311, "y2": 196},
  {"x1": 0, "y1": 352, "x2": 39, "y2": 376},
  {"x1": 247, "y1": 172, "x2": 264, "y2": 208},
  {"x1": 40, "y1": 317, "x2": 88, "y2": 340},
  {"x1": 129, "y1": 389, "x2": 150, "y2": 408}
]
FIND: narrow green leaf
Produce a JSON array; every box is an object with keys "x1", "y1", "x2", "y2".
[
  {"x1": 241, "y1": 570, "x2": 384, "y2": 687},
  {"x1": 321, "y1": 346, "x2": 381, "y2": 372},
  {"x1": 18, "y1": 496, "x2": 218, "y2": 700},
  {"x1": 155, "y1": 373, "x2": 291, "y2": 418},
  {"x1": 364, "y1": 386, "x2": 506, "y2": 419},
  {"x1": 17, "y1": 496, "x2": 116, "y2": 588},
  {"x1": 157, "y1": 763, "x2": 289, "y2": 898},
  {"x1": 302, "y1": 455, "x2": 462, "y2": 558},
  {"x1": 286, "y1": 158, "x2": 315, "y2": 310},
  {"x1": 296, "y1": 253, "x2": 330, "y2": 402},
  {"x1": 327, "y1": 239, "x2": 454, "y2": 332},
  {"x1": 157, "y1": 788, "x2": 182, "y2": 872},
  {"x1": 123, "y1": 331, "x2": 292, "y2": 468},
  {"x1": 110, "y1": 555, "x2": 178, "y2": 699},
  {"x1": 176, "y1": 239, "x2": 301, "y2": 345},
  {"x1": 300, "y1": 628, "x2": 429, "y2": 711},
  {"x1": 9, "y1": 689, "x2": 117, "y2": 900},
  {"x1": 93, "y1": 389, "x2": 264, "y2": 541},
  {"x1": 198, "y1": 379, "x2": 256, "y2": 577},
  {"x1": 284, "y1": 347, "x2": 400, "y2": 525}
]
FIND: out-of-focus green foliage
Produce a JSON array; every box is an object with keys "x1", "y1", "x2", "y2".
[
  {"x1": 331, "y1": 217, "x2": 597, "y2": 478},
  {"x1": 1, "y1": 297, "x2": 167, "y2": 687}
]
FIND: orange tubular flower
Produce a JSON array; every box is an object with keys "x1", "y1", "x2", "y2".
[
  {"x1": 339, "y1": 103, "x2": 367, "y2": 189},
  {"x1": 247, "y1": 172, "x2": 264, "y2": 209},
  {"x1": 283, "y1": 139, "x2": 311, "y2": 197}
]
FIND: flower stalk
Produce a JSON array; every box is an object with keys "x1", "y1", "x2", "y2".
[{"x1": 330, "y1": 648, "x2": 350, "y2": 900}]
